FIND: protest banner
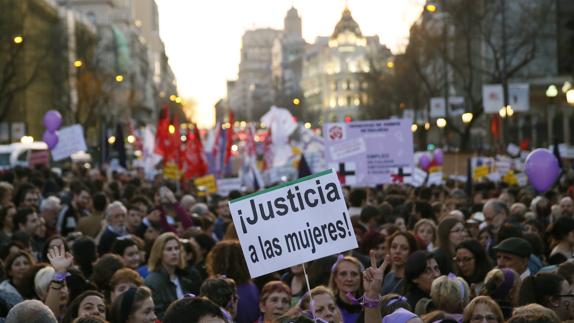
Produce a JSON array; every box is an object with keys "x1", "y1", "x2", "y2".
[
  {"x1": 50, "y1": 125, "x2": 87, "y2": 161},
  {"x1": 194, "y1": 175, "x2": 217, "y2": 196},
  {"x1": 228, "y1": 169, "x2": 357, "y2": 278},
  {"x1": 163, "y1": 162, "x2": 180, "y2": 180},
  {"x1": 217, "y1": 177, "x2": 242, "y2": 196},
  {"x1": 323, "y1": 119, "x2": 414, "y2": 185}
]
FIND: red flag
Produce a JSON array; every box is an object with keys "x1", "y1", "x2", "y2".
[
  {"x1": 155, "y1": 105, "x2": 170, "y2": 156},
  {"x1": 224, "y1": 111, "x2": 234, "y2": 166},
  {"x1": 490, "y1": 115, "x2": 500, "y2": 140},
  {"x1": 182, "y1": 125, "x2": 208, "y2": 178}
]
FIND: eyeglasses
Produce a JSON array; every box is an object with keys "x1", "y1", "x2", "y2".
[
  {"x1": 471, "y1": 314, "x2": 498, "y2": 322},
  {"x1": 450, "y1": 228, "x2": 465, "y2": 234},
  {"x1": 453, "y1": 256, "x2": 474, "y2": 263}
]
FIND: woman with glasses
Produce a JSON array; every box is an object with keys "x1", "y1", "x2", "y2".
[
  {"x1": 462, "y1": 296, "x2": 504, "y2": 323},
  {"x1": 454, "y1": 239, "x2": 492, "y2": 297},
  {"x1": 434, "y1": 217, "x2": 466, "y2": 275},
  {"x1": 518, "y1": 272, "x2": 573, "y2": 321}
]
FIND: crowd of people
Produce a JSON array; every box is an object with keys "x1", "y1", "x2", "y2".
[{"x1": 0, "y1": 164, "x2": 574, "y2": 322}]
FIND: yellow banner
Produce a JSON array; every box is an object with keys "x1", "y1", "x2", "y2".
[
  {"x1": 163, "y1": 163, "x2": 180, "y2": 180},
  {"x1": 194, "y1": 175, "x2": 217, "y2": 196},
  {"x1": 473, "y1": 165, "x2": 489, "y2": 181}
]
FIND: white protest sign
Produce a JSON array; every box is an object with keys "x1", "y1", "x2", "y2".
[
  {"x1": 217, "y1": 177, "x2": 242, "y2": 197},
  {"x1": 51, "y1": 125, "x2": 87, "y2": 161},
  {"x1": 483, "y1": 84, "x2": 504, "y2": 113},
  {"x1": 323, "y1": 119, "x2": 414, "y2": 185},
  {"x1": 228, "y1": 169, "x2": 357, "y2": 278}
]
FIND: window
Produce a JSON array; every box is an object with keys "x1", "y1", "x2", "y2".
[
  {"x1": 345, "y1": 80, "x2": 351, "y2": 90},
  {"x1": 347, "y1": 96, "x2": 352, "y2": 106}
]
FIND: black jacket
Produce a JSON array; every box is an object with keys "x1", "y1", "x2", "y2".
[{"x1": 144, "y1": 266, "x2": 195, "y2": 319}]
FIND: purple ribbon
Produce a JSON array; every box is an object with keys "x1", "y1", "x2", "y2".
[
  {"x1": 447, "y1": 273, "x2": 465, "y2": 301},
  {"x1": 331, "y1": 254, "x2": 344, "y2": 272}
]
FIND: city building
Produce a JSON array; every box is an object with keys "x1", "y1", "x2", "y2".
[
  {"x1": 227, "y1": 28, "x2": 281, "y2": 122},
  {"x1": 271, "y1": 7, "x2": 306, "y2": 118},
  {"x1": 300, "y1": 6, "x2": 392, "y2": 123}
]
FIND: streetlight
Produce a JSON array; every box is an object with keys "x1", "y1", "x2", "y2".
[
  {"x1": 546, "y1": 85, "x2": 558, "y2": 98},
  {"x1": 108, "y1": 136, "x2": 116, "y2": 144},
  {"x1": 424, "y1": 122, "x2": 431, "y2": 130},
  {"x1": 567, "y1": 89, "x2": 574, "y2": 105},
  {"x1": 13, "y1": 36, "x2": 23, "y2": 44},
  {"x1": 20, "y1": 136, "x2": 33, "y2": 144},
  {"x1": 126, "y1": 135, "x2": 135, "y2": 144},
  {"x1": 386, "y1": 61, "x2": 394, "y2": 69},
  {"x1": 292, "y1": 98, "x2": 301, "y2": 106},
  {"x1": 115, "y1": 75, "x2": 124, "y2": 82},
  {"x1": 73, "y1": 60, "x2": 83, "y2": 68},
  {"x1": 411, "y1": 124, "x2": 418, "y2": 132},
  {"x1": 425, "y1": 3, "x2": 438, "y2": 12},
  {"x1": 436, "y1": 118, "x2": 447, "y2": 128},
  {"x1": 461, "y1": 112, "x2": 473, "y2": 123},
  {"x1": 304, "y1": 122, "x2": 312, "y2": 129},
  {"x1": 168, "y1": 125, "x2": 176, "y2": 134}
]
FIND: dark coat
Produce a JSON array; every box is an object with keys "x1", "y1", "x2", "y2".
[{"x1": 144, "y1": 266, "x2": 195, "y2": 319}]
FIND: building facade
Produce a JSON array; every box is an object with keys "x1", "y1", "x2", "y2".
[{"x1": 301, "y1": 6, "x2": 392, "y2": 123}]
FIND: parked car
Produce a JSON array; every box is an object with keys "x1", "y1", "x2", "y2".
[{"x1": 0, "y1": 142, "x2": 49, "y2": 170}]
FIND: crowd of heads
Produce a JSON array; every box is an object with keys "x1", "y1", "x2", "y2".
[{"x1": 0, "y1": 165, "x2": 574, "y2": 323}]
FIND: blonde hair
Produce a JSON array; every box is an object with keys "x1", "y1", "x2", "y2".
[
  {"x1": 147, "y1": 232, "x2": 186, "y2": 272},
  {"x1": 414, "y1": 219, "x2": 437, "y2": 243},
  {"x1": 431, "y1": 274, "x2": 470, "y2": 314},
  {"x1": 462, "y1": 296, "x2": 504, "y2": 323},
  {"x1": 327, "y1": 256, "x2": 364, "y2": 297},
  {"x1": 298, "y1": 286, "x2": 342, "y2": 322},
  {"x1": 34, "y1": 266, "x2": 55, "y2": 300}
]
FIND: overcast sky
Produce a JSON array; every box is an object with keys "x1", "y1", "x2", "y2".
[{"x1": 156, "y1": 0, "x2": 424, "y2": 127}]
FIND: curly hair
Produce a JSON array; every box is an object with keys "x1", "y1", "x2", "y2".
[{"x1": 205, "y1": 240, "x2": 250, "y2": 284}]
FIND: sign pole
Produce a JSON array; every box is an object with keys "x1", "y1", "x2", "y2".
[{"x1": 301, "y1": 262, "x2": 316, "y2": 320}]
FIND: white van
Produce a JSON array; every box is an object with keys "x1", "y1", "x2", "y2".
[{"x1": 0, "y1": 142, "x2": 49, "y2": 170}]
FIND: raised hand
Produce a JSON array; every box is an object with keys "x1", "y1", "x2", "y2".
[
  {"x1": 47, "y1": 244, "x2": 73, "y2": 274},
  {"x1": 363, "y1": 250, "x2": 389, "y2": 298}
]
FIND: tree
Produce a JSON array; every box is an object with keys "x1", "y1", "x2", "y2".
[
  {"x1": 394, "y1": 0, "x2": 556, "y2": 151},
  {"x1": 0, "y1": 0, "x2": 53, "y2": 125}
]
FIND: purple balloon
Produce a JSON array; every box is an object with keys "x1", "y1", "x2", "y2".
[
  {"x1": 43, "y1": 110, "x2": 62, "y2": 132},
  {"x1": 419, "y1": 154, "x2": 431, "y2": 170},
  {"x1": 525, "y1": 148, "x2": 560, "y2": 192},
  {"x1": 434, "y1": 148, "x2": 444, "y2": 165},
  {"x1": 43, "y1": 130, "x2": 59, "y2": 150}
]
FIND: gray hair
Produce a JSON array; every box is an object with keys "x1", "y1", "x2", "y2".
[
  {"x1": 190, "y1": 202, "x2": 209, "y2": 216},
  {"x1": 105, "y1": 201, "x2": 127, "y2": 219},
  {"x1": 40, "y1": 196, "x2": 61, "y2": 212},
  {"x1": 489, "y1": 199, "x2": 509, "y2": 216},
  {"x1": 6, "y1": 299, "x2": 57, "y2": 323}
]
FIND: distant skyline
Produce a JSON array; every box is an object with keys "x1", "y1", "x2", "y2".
[{"x1": 156, "y1": 0, "x2": 425, "y2": 127}]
